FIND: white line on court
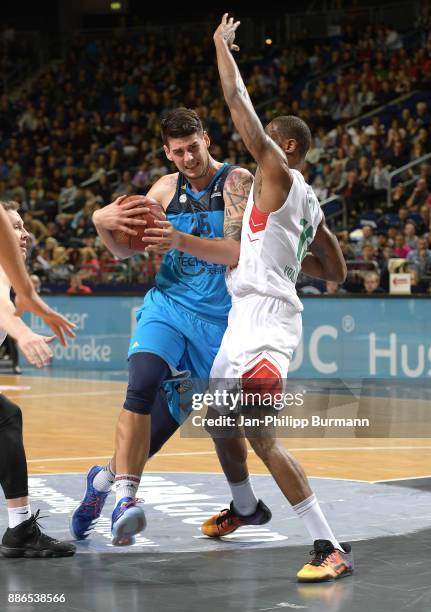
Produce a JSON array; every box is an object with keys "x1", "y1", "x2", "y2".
[
  {"x1": 372, "y1": 474, "x2": 431, "y2": 483},
  {"x1": 26, "y1": 445, "x2": 431, "y2": 464},
  {"x1": 15, "y1": 391, "x2": 123, "y2": 399},
  {"x1": 31, "y1": 470, "x2": 431, "y2": 484}
]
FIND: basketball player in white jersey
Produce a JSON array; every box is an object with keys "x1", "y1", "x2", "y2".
[
  {"x1": 0, "y1": 202, "x2": 75, "y2": 557},
  {"x1": 200, "y1": 15, "x2": 353, "y2": 582},
  {"x1": 0, "y1": 204, "x2": 75, "y2": 344}
]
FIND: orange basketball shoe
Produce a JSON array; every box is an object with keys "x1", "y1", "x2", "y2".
[
  {"x1": 297, "y1": 540, "x2": 353, "y2": 582},
  {"x1": 201, "y1": 500, "x2": 272, "y2": 537}
]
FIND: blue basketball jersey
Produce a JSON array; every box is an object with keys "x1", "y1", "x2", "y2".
[{"x1": 155, "y1": 163, "x2": 233, "y2": 321}]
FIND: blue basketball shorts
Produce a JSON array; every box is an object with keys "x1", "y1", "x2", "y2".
[{"x1": 128, "y1": 288, "x2": 228, "y2": 423}]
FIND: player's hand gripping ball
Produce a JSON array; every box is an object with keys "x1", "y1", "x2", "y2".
[{"x1": 111, "y1": 196, "x2": 165, "y2": 251}]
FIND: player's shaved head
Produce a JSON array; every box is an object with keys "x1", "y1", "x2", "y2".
[{"x1": 265, "y1": 115, "x2": 312, "y2": 158}]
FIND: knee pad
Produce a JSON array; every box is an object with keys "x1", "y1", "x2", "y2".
[
  {"x1": 0, "y1": 395, "x2": 23, "y2": 430},
  {"x1": 149, "y1": 389, "x2": 179, "y2": 457},
  {"x1": 124, "y1": 352, "x2": 171, "y2": 414}
]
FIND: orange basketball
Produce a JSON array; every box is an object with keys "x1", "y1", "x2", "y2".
[{"x1": 111, "y1": 196, "x2": 165, "y2": 252}]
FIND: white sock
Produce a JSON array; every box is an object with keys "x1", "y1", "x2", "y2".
[
  {"x1": 229, "y1": 477, "x2": 259, "y2": 516},
  {"x1": 93, "y1": 462, "x2": 116, "y2": 493},
  {"x1": 115, "y1": 474, "x2": 140, "y2": 505},
  {"x1": 8, "y1": 504, "x2": 32, "y2": 528},
  {"x1": 292, "y1": 494, "x2": 342, "y2": 550}
]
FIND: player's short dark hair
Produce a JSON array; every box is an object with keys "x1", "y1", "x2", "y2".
[
  {"x1": 160, "y1": 108, "x2": 204, "y2": 145},
  {"x1": 266, "y1": 115, "x2": 312, "y2": 158}
]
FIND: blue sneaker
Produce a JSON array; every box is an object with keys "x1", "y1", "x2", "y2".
[
  {"x1": 70, "y1": 466, "x2": 110, "y2": 540},
  {"x1": 111, "y1": 497, "x2": 146, "y2": 546}
]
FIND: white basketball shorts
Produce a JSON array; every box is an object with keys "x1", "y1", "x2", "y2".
[{"x1": 209, "y1": 294, "x2": 302, "y2": 411}]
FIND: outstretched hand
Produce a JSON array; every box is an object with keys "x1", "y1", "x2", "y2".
[
  {"x1": 15, "y1": 291, "x2": 76, "y2": 347},
  {"x1": 214, "y1": 13, "x2": 241, "y2": 52}
]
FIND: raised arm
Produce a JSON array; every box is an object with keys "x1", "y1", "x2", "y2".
[
  {"x1": 213, "y1": 14, "x2": 291, "y2": 201},
  {"x1": 301, "y1": 218, "x2": 347, "y2": 283}
]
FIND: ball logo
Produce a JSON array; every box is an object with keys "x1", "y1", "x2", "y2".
[{"x1": 179, "y1": 194, "x2": 187, "y2": 204}]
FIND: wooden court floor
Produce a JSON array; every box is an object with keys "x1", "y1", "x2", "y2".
[{"x1": 1, "y1": 374, "x2": 430, "y2": 482}]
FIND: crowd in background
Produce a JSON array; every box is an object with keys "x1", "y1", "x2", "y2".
[{"x1": 0, "y1": 17, "x2": 431, "y2": 295}]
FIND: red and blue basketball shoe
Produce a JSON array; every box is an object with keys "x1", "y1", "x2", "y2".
[
  {"x1": 297, "y1": 540, "x2": 354, "y2": 582},
  {"x1": 111, "y1": 497, "x2": 146, "y2": 546},
  {"x1": 70, "y1": 465, "x2": 110, "y2": 540}
]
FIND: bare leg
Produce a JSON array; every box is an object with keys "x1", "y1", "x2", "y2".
[
  {"x1": 6, "y1": 497, "x2": 28, "y2": 509},
  {"x1": 114, "y1": 410, "x2": 151, "y2": 476},
  {"x1": 247, "y1": 436, "x2": 312, "y2": 506},
  {"x1": 212, "y1": 436, "x2": 249, "y2": 483}
]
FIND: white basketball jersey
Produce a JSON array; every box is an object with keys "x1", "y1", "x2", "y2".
[{"x1": 226, "y1": 168, "x2": 323, "y2": 311}]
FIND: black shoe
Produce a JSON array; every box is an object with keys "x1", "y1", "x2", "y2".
[
  {"x1": 1, "y1": 510, "x2": 76, "y2": 558},
  {"x1": 201, "y1": 499, "x2": 272, "y2": 537}
]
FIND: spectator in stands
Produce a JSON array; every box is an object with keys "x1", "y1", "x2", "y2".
[
  {"x1": 418, "y1": 204, "x2": 430, "y2": 234},
  {"x1": 358, "y1": 156, "x2": 371, "y2": 186},
  {"x1": 58, "y1": 178, "x2": 79, "y2": 212},
  {"x1": 406, "y1": 237, "x2": 431, "y2": 279},
  {"x1": 391, "y1": 183, "x2": 408, "y2": 210},
  {"x1": 368, "y1": 158, "x2": 391, "y2": 207},
  {"x1": 54, "y1": 214, "x2": 73, "y2": 245},
  {"x1": 419, "y1": 162, "x2": 431, "y2": 184},
  {"x1": 337, "y1": 233, "x2": 355, "y2": 260},
  {"x1": 362, "y1": 271, "x2": 385, "y2": 294},
  {"x1": 66, "y1": 274, "x2": 93, "y2": 295},
  {"x1": 393, "y1": 234, "x2": 412, "y2": 258},
  {"x1": 22, "y1": 212, "x2": 47, "y2": 244},
  {"x1": 324, "y1": 280, "x2": 347, "y2": 295},
  {"x1": 406, "y1": 178, "x2": 429, "y2": 209},
  {"x1": 386, "y1": 225, "x2": 398, "y2": 247},
  {"x1": 398, "y1": 206, "x2": 410, "y2": 224},
  {"x1": 78, "y1": 247, "x2": 100, "y2": 281},
  {"x1": 385, "y1": 140, "x2": 408, "y2": 168},
  {"x1": 361, "y1": 225, "x2": 380, "y2": 249},
  {"x1": 336, "y1": 170, "x2": 365, "y2": 214},
  {"x1": 359, "y1": 243, "x2": 377, "y2": 262},
  {"x1": 404, "y1": 221, "x2": 418, "y2": 248},
  {"x1": 378, "y1": 245, "x2": 394, "y2": 292},
  {"x1": 48, "y1": 246, "x2": 74, "y2": 282},
  {"x1": 415, "y1": 101, "x2": 430, "y2": 127},
  {"x1": 376, "y1": 231, "x2": 388, "y2": 253}
]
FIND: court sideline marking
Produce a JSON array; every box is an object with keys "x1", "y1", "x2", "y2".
[{"x1": 26, "y1": 444, "x2": 431, "y2": 464}]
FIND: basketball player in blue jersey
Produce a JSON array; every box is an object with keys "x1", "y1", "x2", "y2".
[{"x1": 71, "y1": 108, "x2": 253, "y2": 544}]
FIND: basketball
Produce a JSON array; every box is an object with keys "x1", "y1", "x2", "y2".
[{"x1": 111, "y1": 195, "x2": 165, "y2": 251}]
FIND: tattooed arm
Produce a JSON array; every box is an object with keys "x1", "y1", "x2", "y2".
[
  {"x1": 214, "y1": 14, "x2": 291, "y2": 213},
  {"x1": 144, "y1": 168, "x2": 253, "y2": 266},
  {"x1": 222, "y1": 167, "x2": 252, "y2": 242}
]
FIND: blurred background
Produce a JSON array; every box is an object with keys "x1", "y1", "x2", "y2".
[{"x1": 1, "y1": 0, "x2": 430, "y2": 298}]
